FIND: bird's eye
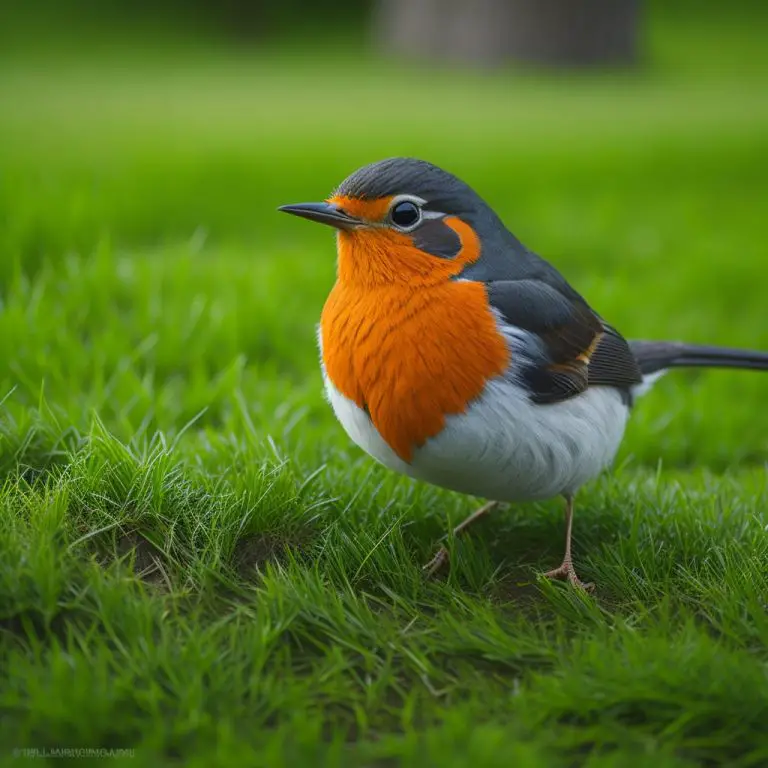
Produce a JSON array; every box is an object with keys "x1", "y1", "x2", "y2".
[{"x1": 389, "y1": 200, "x2": 421, "y2": 230}]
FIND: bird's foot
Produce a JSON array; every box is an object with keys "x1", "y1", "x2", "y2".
[
  {"x1": 423, "y1": 546, "x2": 449, "y2": 577},
  {"x1": 543, "y1": 561, "x2": 594, "y2": 592},
  {"x1": 423, "y1": 501, "x2": 499, "y2": 579}
]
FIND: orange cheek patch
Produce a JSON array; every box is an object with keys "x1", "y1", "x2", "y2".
[
  {"x1": 335, "y1": 228, "x2": 452, "y2": 288},
  {"x1": 334, "y1": 216, "x2": 482, "y2": 288},
  {"x1": 321, "y1": 279, "x2": 509, "y2": 463}
]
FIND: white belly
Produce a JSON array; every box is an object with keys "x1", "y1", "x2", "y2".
[{"x1": 324, "y1": 375, "x2": 630, "y2": 502}]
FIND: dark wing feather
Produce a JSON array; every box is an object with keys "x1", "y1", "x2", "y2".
[
  {"x1": 487, "y1": 280, "x2": 601, "y2": 404},
  {"x1": 486, "y1": 281, "x2": 642, "y2": 404},
  {"x1": 588, "y1": 325, "x2": 643, "y2": 390}
]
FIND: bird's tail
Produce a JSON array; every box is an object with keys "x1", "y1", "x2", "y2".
[
  {"x1": 628, "y1": 340, "x2": 768, "y2": 398},
  {"x1": 629, "y1": 340, "x2": 768, "y2": 376}
]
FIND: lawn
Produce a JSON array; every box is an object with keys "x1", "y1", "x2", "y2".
[{"x1": 1, "y1": 6, "x2": 768, "y2": 766}]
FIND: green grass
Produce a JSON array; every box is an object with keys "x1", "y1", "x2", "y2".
[{"x1": 1, "y1": 8, "x2": 768, "y2": 766}]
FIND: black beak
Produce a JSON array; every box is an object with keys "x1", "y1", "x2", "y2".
[{"x1": 278, "y1": 202, "x2": 361, "y2": 231}]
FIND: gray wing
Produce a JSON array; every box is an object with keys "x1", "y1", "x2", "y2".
[{"x1": 486, "y1": 280, "x2": 642, "y2": 404}]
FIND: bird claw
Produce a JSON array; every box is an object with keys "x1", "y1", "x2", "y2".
[
  {"x1": 543, "y1": 562, "x2": 595, "y2": 592},
  {"x1": 423, "y1": 501, "x2": 498, "y2": 579},
  {"x1": 423, "y1": 546, "x2": 449, "y2": 577}
]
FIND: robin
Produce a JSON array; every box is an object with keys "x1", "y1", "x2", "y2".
[{"x1": 279, "y1": 157, "x2": 768, "y2": 590}]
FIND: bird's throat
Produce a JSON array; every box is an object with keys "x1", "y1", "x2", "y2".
[{"x1": 335, "y1": 229, "x2": 465, "y2": 289}]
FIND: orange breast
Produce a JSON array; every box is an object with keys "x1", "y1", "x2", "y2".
[{"x1": 321, "y1": 278, "x2": 510, "y2": 463}]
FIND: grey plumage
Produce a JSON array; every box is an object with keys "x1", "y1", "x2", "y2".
[{"x1": 630, "y1": 341, "x2": 768, "y2": 376}]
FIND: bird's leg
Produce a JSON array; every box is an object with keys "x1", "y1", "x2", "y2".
[
  {"x1": 543, "y1": 494, "x2": 594, "y2": 591},
  {"x1": 423, "y1": 501, "x2": 499, "y2": 577}
]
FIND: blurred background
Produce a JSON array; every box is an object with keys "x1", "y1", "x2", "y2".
[{"x1": 0, "y1": 0, "x2": 766, "y2": 468}]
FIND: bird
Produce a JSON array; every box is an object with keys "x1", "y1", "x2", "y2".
[{"x1": 279, "y1": 157, "x2": 768, "y2": 590}]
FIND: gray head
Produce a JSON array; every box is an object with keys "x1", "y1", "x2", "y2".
[{"x1": 335, "y1": 157, "x2": 493, "y2": 219}]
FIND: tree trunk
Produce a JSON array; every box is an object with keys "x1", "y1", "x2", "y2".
[
  {"x1": 213, "y1": 0, "x2": 264, "y2": 41},
  {"x1": 373, "y1": 0, "x2": 641, "y2": 68}
]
